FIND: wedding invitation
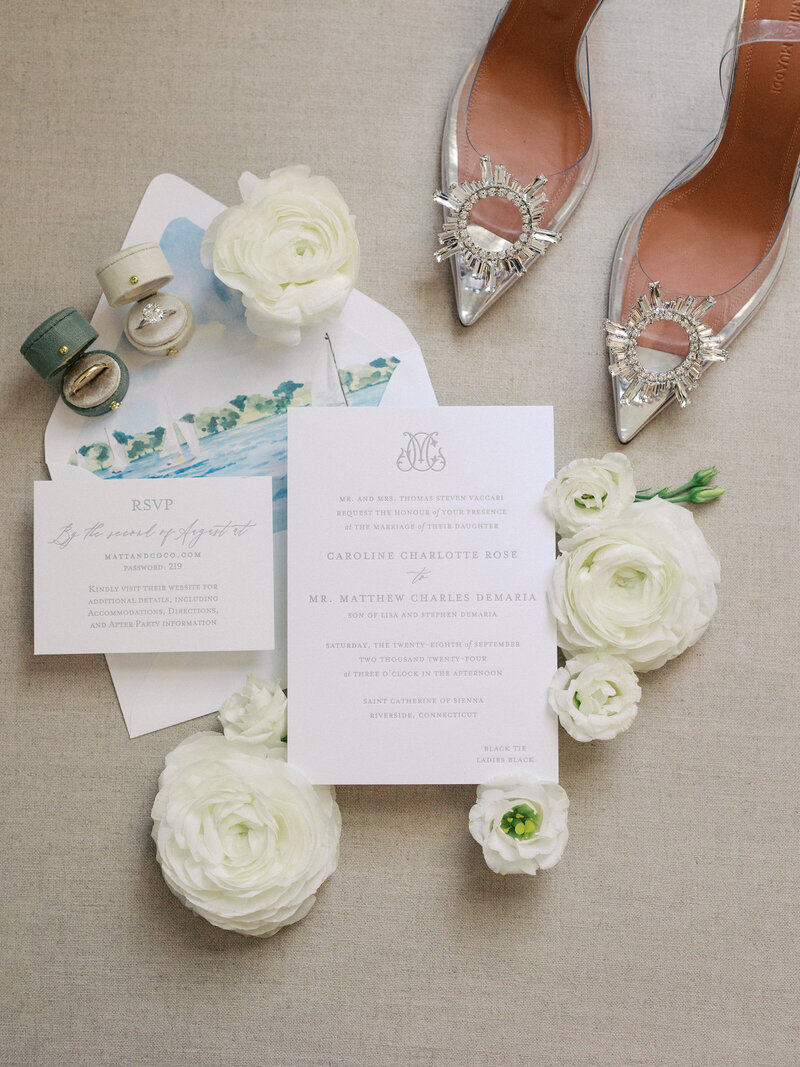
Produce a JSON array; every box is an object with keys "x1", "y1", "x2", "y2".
[
  {"x1": 287, "y1": 406, "x2": 558, "y2": 784},
  {"x1": 34, "y1": 477, "x2": 274, "y2": 655}
]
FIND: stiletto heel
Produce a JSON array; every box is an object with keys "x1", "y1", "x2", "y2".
[
  {"x1": 607, "y1": 0, "x2": 800, "y2": 442},
  {"x1": 435, "y1": 0, "x2": 604, "y2": 326}
]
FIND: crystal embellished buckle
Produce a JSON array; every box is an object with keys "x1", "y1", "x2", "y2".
[
  {"x1": 434, "y1": 156, "x2": 561, "y2": 292},
  {"x1": 137, "y1": 302, "x2": 177, "y2": 330},
  {"x1": 605, "y1": 281, "x2": 728, "y2": 407}
]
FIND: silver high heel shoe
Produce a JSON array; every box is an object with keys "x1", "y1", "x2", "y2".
[
  {"x1": 435, "y1": 0, "x2": 605, "y2": 326},
  {"x1": 607, "y1": 0, "x2": 800, "y2": 442}
]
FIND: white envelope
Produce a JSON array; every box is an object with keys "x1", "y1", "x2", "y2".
[{"x1": 43, "y1": 173, "x2": 437, "y2": 736}]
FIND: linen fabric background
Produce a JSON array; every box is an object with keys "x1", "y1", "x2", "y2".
[{"x1": 1, "y1": 1, "x2": 798, "y2": 1064}]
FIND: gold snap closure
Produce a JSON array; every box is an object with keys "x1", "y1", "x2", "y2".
[
  {"x1": 109, "y1": 401, "x2": 121, "y2": 410},
  {"x1": 58, "y1": 345, "x2": 69, "y2": 356},
  {"x1": 166, "y1": 347, "x2": 179, "y2": 356},
  {"x1": 129, "y1": 274, "x2": 139, "y2": 285}
]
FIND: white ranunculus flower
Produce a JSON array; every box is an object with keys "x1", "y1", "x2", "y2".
[
  {"x1": 547, "y1": 653, "x2": 641, "y2": 742},
  {"x1": 201, "y1": 166, "x2": 359, "y2": 346},
  {"x1": 151, "y1": 733, "x2": 340, "y2": 937},
  {"x1": 548, "y1": 498, "x2": 719, "y2": 672},
  {"x1": 217, "y1": 674, "x2": 287, "y2": 748},
  {"x1": 469, "y1": 774, "x2": 569, "y2": 876},
  {"x1": 543, "y1": 452, "x2": 636, "y2": 536}
]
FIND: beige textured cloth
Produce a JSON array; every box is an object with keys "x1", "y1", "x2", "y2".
[{"x1": 2, "y1": 1, "x2": 798, "y2": 1064}]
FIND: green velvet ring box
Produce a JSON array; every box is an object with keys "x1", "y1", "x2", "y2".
[
  {"x1": 21, "y1": 307, "x2": 129, "y2": 417},
  {"x1": 95, "y1": 243, "x2": 195, "y2": 357}
]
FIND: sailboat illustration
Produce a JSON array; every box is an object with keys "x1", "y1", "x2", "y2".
[
  {"x1": 312, "y1": 332, "x2": 349, "y2": 407},
  {"x1": 105, "y1": 429, "x2": 130, "y2": 475},
  {"x1": 156, "y1": 402, "x2": 204, "y2": 468},
  {"x1": 177, "y1": 416, "x2": 203, "y2": 459},
  {"x1": 159, "y1": 417, "x2": 185, "y2": 467}
]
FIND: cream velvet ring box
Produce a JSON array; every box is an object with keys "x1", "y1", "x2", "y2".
[
  {"x1": 95, "y1": 242, "x2": 195, "y2": 357},
  {"x1": 21, "y1": 307, "x2": 129, "y2": 417}
]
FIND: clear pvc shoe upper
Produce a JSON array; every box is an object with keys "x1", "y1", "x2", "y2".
[
  {"x1": 437, "y1": 1, "x2": 603, "y2": 325},
  {"x1": 607, "y1": 11, "x2": 800, "y2": 440}
]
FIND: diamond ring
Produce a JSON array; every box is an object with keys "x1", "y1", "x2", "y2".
[{"x1": 136, "y1": 302, "x2": 177, "y2": 330}]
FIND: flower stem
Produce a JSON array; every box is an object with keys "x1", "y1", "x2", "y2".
[{"x1": 635, "y1": 467, "x2": 724, "y2": 505}]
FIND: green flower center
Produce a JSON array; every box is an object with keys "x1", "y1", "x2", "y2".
[
  {"x1": 500, "y1": 803, "x2": 542, "y2": 841},
  {"x1": 614, "y1": 566, "x2": 645, "y2": 589},
  {"x1": 574, "y1": 491, "x2": 607, "y2": 510}
]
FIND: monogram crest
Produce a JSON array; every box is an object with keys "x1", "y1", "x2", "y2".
[{"x1": 396, "y1": 431, "x2": 445, "y2": 472}]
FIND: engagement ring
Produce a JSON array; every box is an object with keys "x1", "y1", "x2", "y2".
[{"x1": 136, "y1": 302, "x2": 177, "y2": 330}]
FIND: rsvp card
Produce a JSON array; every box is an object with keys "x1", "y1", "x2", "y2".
[
  {"x1": 34, "y1": 477, "x2": 274, "y2": 655},
  {"x1": 287, "y1": 407, "x2": 557, "y2": 784}
]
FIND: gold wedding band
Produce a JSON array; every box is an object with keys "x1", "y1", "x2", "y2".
[{"x1": 69, "y1": 363, "x2": 108, "y2": 397}]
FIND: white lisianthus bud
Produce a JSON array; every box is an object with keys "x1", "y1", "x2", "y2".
[
  {"x1": 469, "y1": 774, "x2": 569, "y2": 875},
  {"x1": 543, "y1": 452, "x2": 636, "y2": 536},
  {"x1": 217, "y1": 674, "x2": 287, "y2": 748},
  {"x1": 548, "y1": 653, "x2": 641, "y2": 741}
]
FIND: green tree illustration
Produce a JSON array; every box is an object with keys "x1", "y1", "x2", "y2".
[
  {"x1": 218, "y1": 407, "x2": 241, "y2": 431},
  {"x1": 128, "y1": 439, "x2": 149, "y2": 460},
  {"x1": 273, "y1": 380, "x2": 304, "y2": 401}
]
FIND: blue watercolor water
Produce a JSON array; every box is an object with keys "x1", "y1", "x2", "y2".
[
  {"x1": 98, "y1": 414, "x2": 290, "y2": 531},
  {"x1": 96, "y1": 377, "x2": 390, "y2": 532},
  {"x1": 346, "y1": 380, "x2": 390, "y2": 407}
]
